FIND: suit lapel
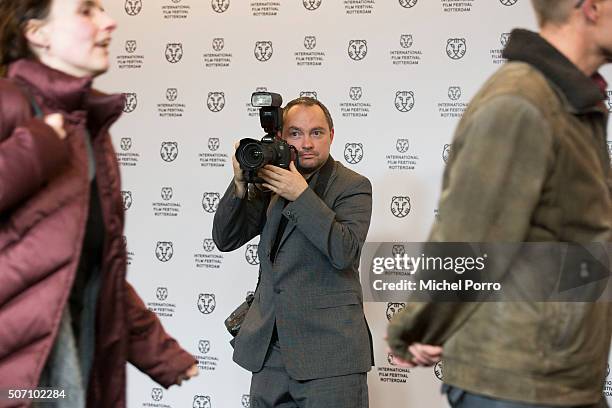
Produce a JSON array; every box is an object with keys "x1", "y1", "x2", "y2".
[{"x1": 272, "y1": 157, "x2": 338, "y2": 258}]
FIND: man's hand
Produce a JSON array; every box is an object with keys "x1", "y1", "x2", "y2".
[
  {"x1": 259, "y1": 161, "x2": 308, "y2": 201},
  {"x1": 175, "y1": 364, "x2": 199, "y2": 386},
  {"x1": 387, "y1": 343, "x2": 443, "y2": 368},
  {"x1": 232, "y1": 141, "x2": 247, "y2": 198}
]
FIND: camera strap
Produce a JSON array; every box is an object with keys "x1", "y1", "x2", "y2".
[{"x1": 269, "y1": 155, "x2": 335, "y2": 263}]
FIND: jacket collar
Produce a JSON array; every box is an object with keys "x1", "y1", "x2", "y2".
[
  {"x1": 7, "y1": 58, "x2": 124, "y2": 132},
  {"x1": 502, "y1": 29, "x2": 607, "y2": 113}
]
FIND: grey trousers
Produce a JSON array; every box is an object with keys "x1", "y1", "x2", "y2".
[
  {"x1": 444, "y1": 385, "x2": 609, "y2": 408},
  {"x1": 250, "y1": 339, "x2": 369, "y2": 408}
]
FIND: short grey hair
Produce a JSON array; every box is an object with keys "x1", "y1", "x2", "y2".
[{"x1": 530, "y1": 0, "x2": 576, "y2": 26}]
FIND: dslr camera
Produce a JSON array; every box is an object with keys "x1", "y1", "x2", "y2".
[{"x1": 236, "y1": 92, "x2": 298, "y2": 183}]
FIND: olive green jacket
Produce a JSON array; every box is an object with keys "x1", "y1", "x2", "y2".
[{"x1": 388, "y1": 29, "x2": 612, "y2": 405}]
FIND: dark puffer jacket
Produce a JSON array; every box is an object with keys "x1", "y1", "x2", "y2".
[{"x1": 0, "y1": 59, "x2": 196, "y2": 408}]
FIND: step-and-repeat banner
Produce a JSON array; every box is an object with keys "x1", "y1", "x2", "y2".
[{"x1": 96, "y1": 0, "x2": 612, "y2": 406}]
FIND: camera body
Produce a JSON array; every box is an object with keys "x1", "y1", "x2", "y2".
[{"x1": 236, "y1": 92, "x2": 298, "y2": 183}]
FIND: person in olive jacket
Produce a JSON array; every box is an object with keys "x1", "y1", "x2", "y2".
[
  {"x1": 388, "y1": 0, "x2": 612, "y2": 407},
  {"x1": 0, "y1": 0, "x2": 197, "y2": 406}
]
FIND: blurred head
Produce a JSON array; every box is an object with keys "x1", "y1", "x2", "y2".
[
  {"x1": 531, "y1": 0, "x2": 576, "y2": 26},
  {"x1": 281, "y1": 97, "x2": 335, "y2": 175},
  {"x1": 533, "y1": 0, "x2": 612, "y2": 64},
  {"x1": 0, "y1": 0, "x2": 116, "y2": 78}
]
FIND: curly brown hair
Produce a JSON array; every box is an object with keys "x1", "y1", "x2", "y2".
[{"x1": 0, "y1": 0, "x2": 52, "y2": 75}]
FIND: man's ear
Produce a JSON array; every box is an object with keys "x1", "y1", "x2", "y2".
[
  {"x1": 329, "y1": 128, "x2": 335, "y2": 143},
  {"x1": 23, "y1": 19, "x2": 50, "y2": 53},
  {"x1": 582, "y1": 0, "x2": 600, "y2": 23}
]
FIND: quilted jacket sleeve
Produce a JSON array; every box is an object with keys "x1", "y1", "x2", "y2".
[
  {"x1": 0, "y1": 81, "x2": 69, "y2": 213},
  {"x1": 125, "y1": 282, "x2": 197, "y2": 388}
]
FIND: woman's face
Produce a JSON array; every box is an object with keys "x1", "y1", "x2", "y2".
[{"x1": 34, "y1": 0, "x2": 116, "y2": 78}]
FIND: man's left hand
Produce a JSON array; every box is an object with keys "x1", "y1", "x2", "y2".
[{"x1": 259, "y1": 162, "x2": 308, "y2": 201}]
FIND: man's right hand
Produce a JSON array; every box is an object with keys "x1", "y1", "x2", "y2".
[
  {"x1": 44, "y1": 113, "x2": 67, "y2": 140},
  {"x1": 232, "y1": 141, "x2": 247, "y2": 198}
]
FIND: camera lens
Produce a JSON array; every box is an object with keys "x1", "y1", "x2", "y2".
[{"x1": 237, "y1": 142, "x2": 264, "y2": 169}]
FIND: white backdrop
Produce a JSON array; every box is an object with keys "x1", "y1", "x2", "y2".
[{"x1": 95, "y1": 0, "x2": 612, "y2": 406}]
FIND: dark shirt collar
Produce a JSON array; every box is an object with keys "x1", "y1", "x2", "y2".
[
  {"x1": 7, "y1": 58, "x2": 124, "y2": 132},
  {"x1": 502, "y1": 29, "x2": 607, "y2": 112}
]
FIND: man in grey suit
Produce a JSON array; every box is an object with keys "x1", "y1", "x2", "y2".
[{"x1": 213, "y1": 97, "x2": 373, "y2": 408}]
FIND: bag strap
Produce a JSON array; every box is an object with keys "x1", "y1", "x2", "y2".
[{"x1": 15, "y1": 82, "x2": 44, "y2": 118}]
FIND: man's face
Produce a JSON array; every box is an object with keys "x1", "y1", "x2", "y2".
[
  {"x1": 282, "y1": 104, "x2": 334, "y2": 174},
  {"x1": 583, "y1": 0, "x2": 612, "y2": 62}
]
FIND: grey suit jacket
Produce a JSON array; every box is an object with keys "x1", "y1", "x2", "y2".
[{"x1": 212, "y1": 159, "x2": 374, "y2": 380}]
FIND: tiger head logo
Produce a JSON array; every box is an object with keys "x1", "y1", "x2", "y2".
[
  {"x1": 121, "y1": 191, "x2": 133, "y2": 210},
  {"x1": 166, "y1": 88, "x2": 178, "y2": 102},
  {"x1": 396, "y1": 138, "x2": 410, "y2": 153},
  {"x1": 446, "y1": 38, "x2": 467, "y2": 60},
  {"x1": 434, "y1": 360, "x2": 444, "y2": 380},
  {"x1": 387, "y1": 352, "x2": 397, "y2": 366},
  {"x1": 208, "y1": 137, "x2": 220, "y2": 151},
  {"x1": 399, "y1": 0, "x2": 418, "y2": 8},
  {"x1": 156, "y1": 287, "x2": 169, "y2": 301},
  {"x1": 392, "y1": 244, "x2": 406, "y2": 256},
  {"x1": 155, "y1": 242, "x2": 174, "y2": 262},
  {"x1": 125, "y1": 0, "x2": 142, "y2": 15},
  {"x1": 606, "y1": 91, "x2": 612, "y2": 112},
  {"x1": 302, "y1": 0, "x2": 322, "y2": 10},
  {"x1": 160, "y1": 142, "x2": 179, "y2": 162},
  {"x1": 198, "y1": 340, "x2": 211, "y2": 354},
  {"x1": 344, "y1": 143, "x2": 364, "y2": 165},
  {"x1": 300, "y1": 91, "x2": 317, "y2": 100},
  {"x1": 448, "y1": 86, "x2": 461, "y2": 101},
  {"x1": 241, "y1": 395, "x2": 251, "y2": 408},
  {"x1": 304, "y1": 36, "x2": 316, "y2": 50},
  {"x1": 120, "y1": 137, "x2": 132, "y2": 151},
  {"x1": 443, "y1": 144, "x2": 452, "y2": 163},
  {"x1": 125, "y1": 40, "x2": 137, "y2": 53},
  {"x1": 349, "y1": 87, "x2": 362, "y2": 101},
  {"x1": 202, "y1": 192, "x2": 221, "y2": 213},
  {"x1": 500, "y1": 32, "x2": 511, "y2": 47},
  {"x1": 193, "y1": 395, "x2": 212, "y2": 408},
  {"x1": 394, "y1": 91, "x2": 415, "y2": 113},
  {"x1": 212, "y1": 38, "x2": 224, "y2": 52},
  {"x1": 207, "y1": 92, "x2": 226, "y2": 112},
  {"x1": 212, "y1": 0, "x2": 230, "y2": 13},
  {"x1": 348, "y1": 40, "x2": 368, "y2": 61},
  {"x1": 203, "y1": 239, "x2": 216, "y2": 252},
  {"x1": 386, "y1": 302, "x2": 406, "y2": 321},
  {"x1": 254, "y1": 41, "x2": 273, "y2": 62},
  {"x1": 123, "y1": 93, "x2": 137, "y2": 113},
  {"x1": 245, "y1": 244, "x2": 259, "y2": 265},
  {"x1": 161, "y1": 187, "x2": 173, "y2": 201},
  {"x1": 400, "y1": 34, "x2": 413, "y2": 49},
  {"x1": 197, "y1": 294, "x2": 216, "y2": 314},
  {"x1": 151, "y1": 388, "x2": 163, "y2": 402},
  {"x1": 165, "y1": 43, "x2": 183, "y2": 63},
  {"x1": 390, "y1": 196, "x2": 411, "y2": 218}
]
